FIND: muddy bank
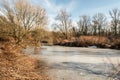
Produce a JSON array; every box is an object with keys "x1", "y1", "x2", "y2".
[{"x1": 0, "y1": 43, "x2": 49, "y2": 80}]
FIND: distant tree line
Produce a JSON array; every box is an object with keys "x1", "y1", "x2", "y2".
[{"x1": 53, "y1": 8, "x2": 120, "y2": 39}]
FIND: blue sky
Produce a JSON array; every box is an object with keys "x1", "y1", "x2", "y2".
[
  {"x1": 1, "y1": 0, "x2": 120, "y2": 29},
  {"x1": 31, "y1": 0, "x2": 120, "y2": 28}
]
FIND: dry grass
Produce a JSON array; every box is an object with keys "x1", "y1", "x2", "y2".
[
  {"x1": 105, "y1": 57, "x2": 120, "y2": 80},
  {"x1": 77, "y1": 36, "x2": 110, "y2": 47},
  {"x1": 54, "y1": 36, "x2": 120, "y2": 49},
  {"x1": 55, "y1": 36, "x2": 110, "y2": 47},
  {"x1": 79, "y1": 36, "x2": 109, "y2": 44},
  {"x1": 0, "y1": 43, "x2": 49, "y2": 80}
]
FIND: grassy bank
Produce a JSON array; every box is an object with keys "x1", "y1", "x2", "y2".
[
  {"x1": 0, "y1": 42, "x2": 49, "y2": 80},
  {"x1": 54, "y1": 36, "x2": 120, "y2": 49}
]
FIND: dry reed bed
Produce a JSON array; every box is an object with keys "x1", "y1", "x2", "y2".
[{"x1": 55, "y1": 36, "x2": 120, "y2": 49}]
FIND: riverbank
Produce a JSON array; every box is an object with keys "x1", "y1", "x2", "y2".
[
  {"x1": 54, "y1": 36, "x2": 120, "y2": 50},
  {"x1": 0, "y1": 43, "x2": 49, "y2": 80}
]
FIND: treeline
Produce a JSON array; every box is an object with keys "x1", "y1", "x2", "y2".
[
  {"x1": 0, "y1": 0, "x2": 48, "y2": 47},
  {"x1": 52, "y1": 9, "x2": 120, "y2": 49},
  {"x1": 53, "y1": 9, "x2": 120, "y2": 39},
  {"x1": 0, "y1": 0, "x2": 120, "y2": 48}
]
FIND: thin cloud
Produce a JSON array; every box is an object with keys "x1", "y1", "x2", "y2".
[
  {"x1": 31, "y1": 0, "x2": 120, "y2": 30},
  {"x1": 37, "y1": 0, "x2": 78, "y2": 29},
  {"x1": 0, "y1": 10, "x2": 7, "y2": 18}
]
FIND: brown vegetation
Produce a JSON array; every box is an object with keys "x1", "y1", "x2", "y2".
[
  {"x1": 0, "y1": 0, "x2": 50, "y2": 79},
  {"x1": 52, "y1": 8, "x2": 120, "y2": 49},
  {"x1": 0, "y1": 0, "x2": 47, "y2": 46},
  {"x1": 0, "y1": 39, "x2": 49, "y2": 80},
  {"x1": 54, "y1": 36, "x2": 120, "y2": 49}
]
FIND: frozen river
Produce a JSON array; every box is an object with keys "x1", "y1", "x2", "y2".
[{"x1": 24, "y1": 46, "x2": 120, "y2": 80}]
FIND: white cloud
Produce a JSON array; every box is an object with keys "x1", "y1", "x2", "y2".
[
  {"x1": 37, "y1": 0, "x2": 78, "y2": 30},
  {"x1": 65, "y1": 0, "x2": 78, "y2": 13},
  {"x1": 0, "y1": 11, "x2": 4, "y2": 15},
  {"x1": 0, "y1": 10, "x2": 6, "y2": 18}
]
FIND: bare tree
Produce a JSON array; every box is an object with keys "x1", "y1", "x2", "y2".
[
  {"x1": 54, "y1": 9, "x2": 72, "y2": 39},
  {"x1": 92, "y1": 21, "x2": 97, "y2": 35},
  {"x1": 77, "y1": 15, "x2": 91, "y2": 35},
  {"x1": 109, "y1": 8, "x2": 120, "y2": 36},
  {"x1": 92, "y1": 13, "x2": 107, "y2": 36},
  {"x1": 0, "y1": 0, "x2": 47, "y2": 44},
  {"x1": 77, "y1": 19, "x2": 83, "y2": 35},
  {"x1": 119, "y1": 23, "x2": 120, "y2": 36}
]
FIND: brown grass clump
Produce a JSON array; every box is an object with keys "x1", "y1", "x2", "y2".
[
  {"x1": 79, "y1": 36, "x2": 109, "y2": 44},
  {"x1": 55, "y1": 36, "x2": 110, "y2": 47},
  {"x1": 0, "y1": 43, "x2": 49, "y2": 80},
  {"x1": 77, "y1": 36, "x2": 110, "y2": 47},
  {"x1": 54, "y1": 36, "x2": 120, "y2": 49}
]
